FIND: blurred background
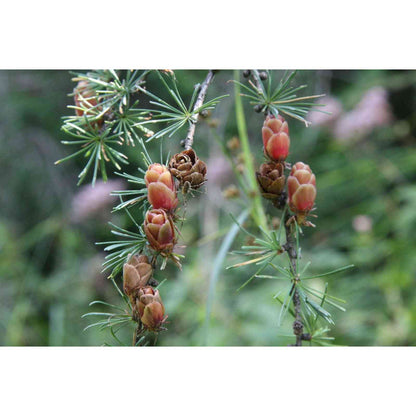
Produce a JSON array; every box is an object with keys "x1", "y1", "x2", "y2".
[{"x1": 1, "y1": 70, "x2": 415, "y2": 346}]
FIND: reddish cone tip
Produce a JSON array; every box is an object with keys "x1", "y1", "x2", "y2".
[
  {"x1": 262, "y1": 115, "x2": 290, "y2": 162},
  {"x1": 287, "y1": 162, "x2": 317, "y2": 219},
  {"x1": 145, "y1": 164, "x2": 178, "y2": 211}
]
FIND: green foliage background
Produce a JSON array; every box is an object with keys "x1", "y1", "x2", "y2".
[{"x1": 1, "y1": 70, "x2": 415, "y2": 346}]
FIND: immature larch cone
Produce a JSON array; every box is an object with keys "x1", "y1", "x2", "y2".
[
  {"x1": 168, "y1": 149, "x2": 207, "y2": 190},
  {"x1": 144, "y1": 209, "x2": 176, "y2": 253},
  {"x1": 123, "y1": 254, "x2": 153, "y2": 298},
  {"x1": 256, "y1": 162, "x2": 286, "y2": 201},
  {"x1": 137, "y1": 286, "x2": 166, "y2": 331},
  {"x1": 145, "y1": 163, "x2": 178, "y2": 211},
  {"x1": 287, "y1": 162, "x2": 316, "y2": 219},
  {"x1": 262, "y1": 115, "x2": 290, "y2": 162},
  {"x1": 74, "y1": 80, "x2": 102, "y2": 125}
]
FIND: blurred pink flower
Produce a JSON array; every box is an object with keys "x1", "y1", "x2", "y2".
[
  {"x1": 307, "y1": 96, "x2": 343, "y2": 127},
  {"x1": 334, "y1": 87, "x2": 393, "y2": 140},
  {"x1": 206, "y1": 154, "x2": 233, "y2": 186},
  {"x1": 352, "y1": 215, "x2": 373, "y2": 233},
  {"x1": 70, "y1": 179, "x2": 125, "y2": 223}
]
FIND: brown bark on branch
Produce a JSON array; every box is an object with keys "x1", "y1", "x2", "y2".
[
  {"x1": 183, "y1": 70, "x2": 216, "y2": 150},
  {"x1": 251, "y1": 70, "x2": 265, "y2": 95}
]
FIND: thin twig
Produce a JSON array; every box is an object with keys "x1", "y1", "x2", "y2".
[
  {"x1": 284, "y1": 212, "x2": 303, "y2": 346},
  {"x1": 133, "y1": 321, "x2": 144, "y2": 346},
  {"x1": 251, "y1": 70, "x2": 265, "y2": 95},
  {"x1": 183, "y1": 70, "x2": 216, "y2": 150},
  {"x1": 250, "y1": 70, "x2": 271, "y2": 117}
]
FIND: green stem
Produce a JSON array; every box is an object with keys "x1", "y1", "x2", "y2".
[
  {"x1": 233, "y1": 70, "x2": 268, "y2": 231},
  {"x1": 203, "y1": 209, "x2": 250, "y2": 345}
]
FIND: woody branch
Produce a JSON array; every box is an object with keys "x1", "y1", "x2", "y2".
[{"x1": 183, "y1": 70, "x2": 216, "y2": 150}]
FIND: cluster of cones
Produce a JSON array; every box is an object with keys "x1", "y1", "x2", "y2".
[
  {"x1": 256, "y1": 115, "x2": 317, "y2": 226},
  {"x1": 143, "y1": 148, "x2": 207, "y2": 259},
  {"x1": 123, "y1": 148, "x2": 207, "y2": 331},
  {"x1": 123, "y1": 254, "x2": 166, "y2": 331}
]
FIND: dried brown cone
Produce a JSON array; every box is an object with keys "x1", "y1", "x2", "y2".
[
  {"x1": 168, "y1": 148, "x2": 207, "y2": 190},
  {"x1": 256, "y1": 162, "x2": 286, "y2": 202},
  {"x1": 123, "y1": 254, "x2": 153, "y2": 299}
]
